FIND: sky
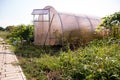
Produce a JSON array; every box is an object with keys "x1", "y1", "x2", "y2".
[{"x1": 0, "y1": 0, "x2": 120, "y2": 28}]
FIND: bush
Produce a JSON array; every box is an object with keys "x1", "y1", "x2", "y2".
[
  {"x1": 8, "y1": 24, "x2": 34, "y2": 45},
  {"x1": 16, "y1": 38, "x2": 120, "y2": 80},
  {"x1": 58, "y1": 40, "x2": 120, "y2": 80}
]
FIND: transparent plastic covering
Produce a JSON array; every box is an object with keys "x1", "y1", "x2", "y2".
[
  {"x1": 32, "y1": 9, "x2": 49, "y2": 15},
  {"x1": 32, "y1": 6, "x2": 101, "y2": 45}
]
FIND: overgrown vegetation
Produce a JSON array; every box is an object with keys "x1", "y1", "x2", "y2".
[
  {"x1": 15, "y1": 38, "x2": 120, "y2": 80},
  {"x1": 0, "y1": 27, "x2": 5, "y2": 31},
  {"x1": 0, "y1": 31, "x2": 9, "y2": 40},
  {"x1": 7, "y1": 24, "x2": 34, "y2": 45},
  {"x1": 16, "y1": 11, "x2": 120, "y2": 80},
  {"x1": 2, "y1": 11, "x2": 120, "y2": 80},
  {"x1": 97, "y1": 11, "x2": 120, "y2": 39}
]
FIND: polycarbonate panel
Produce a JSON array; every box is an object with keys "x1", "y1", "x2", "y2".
[
  {"x1": 32, "y1": 9, "x2": 49, "y2": 15},
  {"x1": 33, "y1": 6, "x2": 101, "y2": 45}
]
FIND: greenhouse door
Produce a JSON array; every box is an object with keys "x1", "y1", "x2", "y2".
[{"x1": 32, "y1": 9, "x2": 50, "y2": 45}]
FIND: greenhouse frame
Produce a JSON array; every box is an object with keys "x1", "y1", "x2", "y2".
[{"x1": 32, "y1": 6, "x2": 101, "y2": 45}]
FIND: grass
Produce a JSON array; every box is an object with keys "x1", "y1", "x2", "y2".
[
  {"x1": 14, "y1": 38, "x2": 120, "y2": 80},
  {"x1": 0, "y1": 31, "x2": 9, "y2": 39}
]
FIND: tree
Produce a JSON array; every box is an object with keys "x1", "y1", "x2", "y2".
[
  {"x1": 5, "y1": 26, "x2": 15, "y2": 32},
  {"x1": 8, "y1": 24, "x2": 34, "y2": 45},
  {"x1": 98, "y1": 11, "x2": 120, "y2": 38},
  {"x1": 0, "y1": 27, "x2": 5, "y2": 31}
]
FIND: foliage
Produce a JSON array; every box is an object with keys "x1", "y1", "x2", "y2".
[
  {"x1": 0, "y1": 27, "x2": 5, "y2": 31},
  {"x1": 5, "y1": 25, "x2": 15, "y2": 32},
  {"x1": 7, "y1": 11, "x2": 120, "y2": 80},
  {"x1": 59, "y1": 39, "x2": 120, "y2": 80},
  {"x1": 0, "y1": 31, "x2": 9, "y2": 40},
  {"x1": 97, "y1": 11, "x2": 120, "y2": 38},
  {"x1": 15, "y1": 45, "x2": 62, "y2": 58},
  {"x1": 100, "y1": 11, "x2": 120, "y2": 29},
  {"x1": 8, "y1": 24, "x2": 34, "y2": 44},
  {"x1": 14, "y1": 37, "x2": 120, "y2": 80}
]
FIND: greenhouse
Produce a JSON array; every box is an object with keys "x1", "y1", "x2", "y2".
[{"x1": 32, "y1": 6, "x2": 101, "y2": 45}]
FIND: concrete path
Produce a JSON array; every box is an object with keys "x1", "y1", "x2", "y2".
[{"x1": 0, "y1": 40, "x2": 26, "y2": 80}]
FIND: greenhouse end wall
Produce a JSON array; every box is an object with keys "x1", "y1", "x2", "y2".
[{"x1": 32, "y1": 6, "x2": 101, "y2": 45}]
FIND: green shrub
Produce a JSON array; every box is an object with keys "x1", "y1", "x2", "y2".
[
  {"x1": 0, "y1": 31, "x2": 9, "y2": 39},
  {"x1": 8, "y1": 24, "x2": 34, "y2": 45},
  {"x1": 14, "y1": 35, "x2": 120, "y2": 80}
]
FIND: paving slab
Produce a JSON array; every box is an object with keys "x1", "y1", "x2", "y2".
[{"x1": 0, "y1": 42, "x2": 26, "y2": 80}]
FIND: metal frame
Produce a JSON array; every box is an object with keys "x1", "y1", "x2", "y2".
[
  {"x1": 32, "y1": 9, "x2": 50, "y2": 22},
  {"x1": 32, "y1": 9, "x2": 51, "y2": 45}
]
